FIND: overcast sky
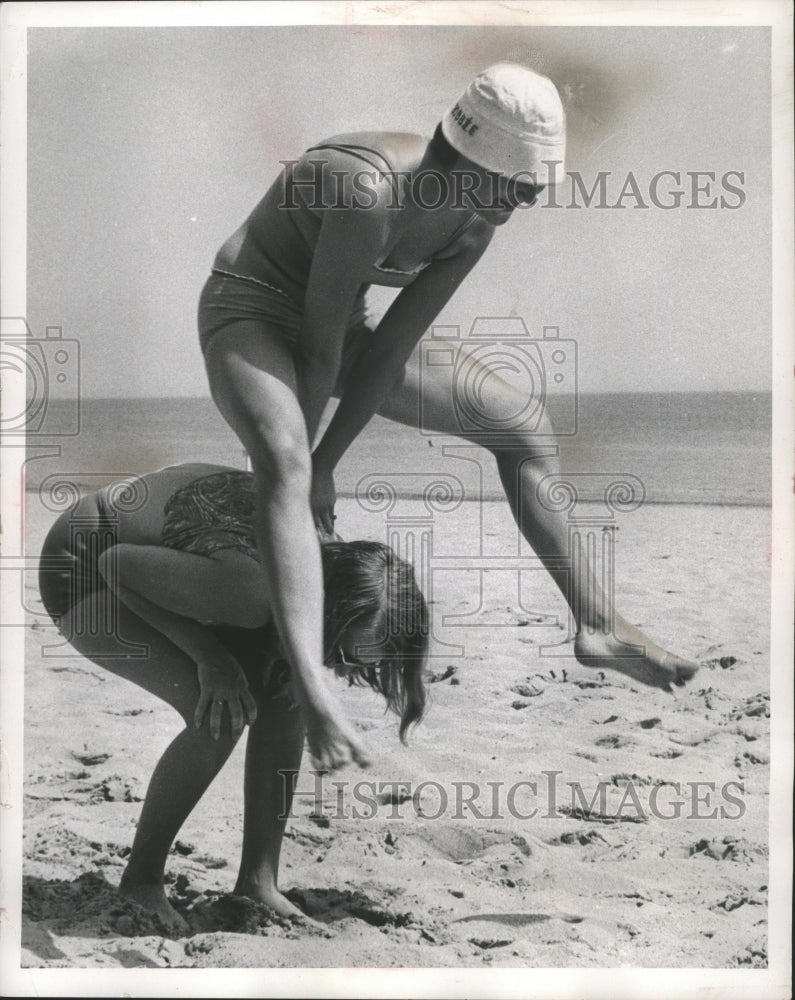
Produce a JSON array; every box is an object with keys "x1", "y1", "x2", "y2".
[{"x1": 26, "y1": 24, "x2": 771, "y2": 396}]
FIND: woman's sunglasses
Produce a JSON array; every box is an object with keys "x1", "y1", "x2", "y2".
[{"x1": 334, "y1": 644, "x2": 387, "y2": 671}]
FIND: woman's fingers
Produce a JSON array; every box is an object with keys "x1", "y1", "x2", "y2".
[
  {"x1": 209, "y1": 698, "x2": 224, "y2": 740},
  {"x1": 196, "y1": 678, "x2": 258, "y2": 740},
  {"x1": 314, "y1": 506, "x2": 334, "y2": 535},
  {"x1": 308, "y1": 734, "x2": 369, "y2": 773},
  {"x1": 194, "y1": 690, "x2": 210, "y2": 730},
  {"x1": 242, "y1": 688, "x2": 259, "y2": 727},
  {"x1": 350, "y1": 740, "x2": 371, "y2": 769},
  {"x1": 227, "y1": 697, "x2": 245, "y2": 739}
]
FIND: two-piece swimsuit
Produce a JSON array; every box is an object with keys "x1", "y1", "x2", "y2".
[{"x1": 198, "y1": 142, "x2": 478, "y2": 383}]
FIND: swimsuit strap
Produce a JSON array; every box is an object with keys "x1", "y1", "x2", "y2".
[
  {"x1": 305, "y1": 141, "x2": 479, "y2": 277},
  {"x1": 432, "y1": 211, "x2": 480, "y2": 258}
]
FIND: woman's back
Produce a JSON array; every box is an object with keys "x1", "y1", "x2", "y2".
[{"x1": 99, "y1": 463, "x2": 234, "y2": 545}]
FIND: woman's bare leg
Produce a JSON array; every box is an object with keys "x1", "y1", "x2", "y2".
[
  {"x1": 233, "y1": 689, "x2": 308, "y2": 919},
  {"x1": 377, "y1": 342, "x2": 699, "y2": 691},
  {"x1": 203, "y1": 321, "x2": 367, "y2": 768},
  {"x1": 60, "y1": 596, "x2": 243, "y2": 932}
]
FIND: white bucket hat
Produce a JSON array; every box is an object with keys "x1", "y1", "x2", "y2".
[{"x1": 441, "y1": 63, "x2": 566, "y2": 185}]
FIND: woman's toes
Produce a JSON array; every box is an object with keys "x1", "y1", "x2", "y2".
[{"x1": 675, "y1": 663, "x2": 699, "y2": 685}]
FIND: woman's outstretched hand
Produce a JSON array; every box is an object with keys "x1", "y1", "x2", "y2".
[
  {"x1": 302, "y1": 695, "x2": 371, "y2": 772},
  {"x1": 310, "y1": 463, "x2": 337, "y2": 535},
  {"x1": 195, "y1": 656, "x2": 258, "y2": 740}
]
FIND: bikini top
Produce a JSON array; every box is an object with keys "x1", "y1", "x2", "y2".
[{"x1": 304, "y1": 142, "x2": 478, "y2": 288}]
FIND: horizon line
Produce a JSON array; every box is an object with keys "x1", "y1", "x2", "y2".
[{"x1": 66, "y1": 388, "x2": 773, "y2": 401}]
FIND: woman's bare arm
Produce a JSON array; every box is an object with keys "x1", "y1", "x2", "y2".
[
  {"x1": 100, "y1": 543, "x2": 269, "y2": 627},
  {"x1": 97, "y1": 547, "x2": 258, "y2": 738},
  {"x1": 296, "y1": 172, "x2": 393, "y2": 445},
  {"x1": 311, "y1": 227, "x2": 494, "y2": 492}
]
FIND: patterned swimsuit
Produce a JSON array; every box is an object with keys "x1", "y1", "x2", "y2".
[
  {"x1": 162, "y1": 470, "x2": 295, "y2": 705},
  {"x1": 162, "y1": 470, "x2": 258, "y2": 560}
]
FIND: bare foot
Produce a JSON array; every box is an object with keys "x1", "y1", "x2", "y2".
[
  {"x1": 574, "y1": 614, "x2": 699, "y2": 692},
  {"x1": 118, "y1": 878, "x2": 190, "y2": 936},
  {"x1": 233, "y1": 880, "x2": 321, "y2": 926}
]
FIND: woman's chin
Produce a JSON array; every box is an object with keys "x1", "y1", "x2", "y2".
[{"x1": 474, "y1": 206, "x2": 515, "y2": 226}]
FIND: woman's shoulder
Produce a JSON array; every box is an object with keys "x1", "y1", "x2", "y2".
[
  {"x1": 303, "y1": 131, "x2": 429, "y2": 173},
  {"x1": 156, "y1": 461, "x2": 239, "y2": 477}
]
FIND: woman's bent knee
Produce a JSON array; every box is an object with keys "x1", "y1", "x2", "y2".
[
  {"x1": 492, "y1": 445, "x2": 560, "y2": 482},
  {"x1": 249, "y1": 432, "x2": 312, "y2": 488}
]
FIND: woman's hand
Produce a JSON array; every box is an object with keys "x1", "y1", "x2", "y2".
[
  {"x1": 194, "y1": 656, "x2": 258, "y2": 740},
  {"x1": 301, "y1": 693, "x2": 371, "y2": 772},
  {"x1": 310, "y1": 462, "x2": 337, "y2": 535}
]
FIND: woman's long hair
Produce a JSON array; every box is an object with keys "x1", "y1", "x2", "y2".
[{"x1": 321, "y1": 541, "x2": 428, "y2": 742}]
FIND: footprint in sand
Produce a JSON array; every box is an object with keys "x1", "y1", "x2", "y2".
[
  {"x1": 428, "y1": 665, "x2": 457, "y2": 683},
  {"x1": 89, "y1": 776, "x2": 143, "y2": 803},
  {"x1": 650, "y1": 747, "x2": 685, "y2": 759},
  {"x1": 730, "y1": 935, "x2": 768, "y2": 968},
  {"x1": 729, "y1": 693, "x2": 770, "y2": 720},
  {"x1": 638, "y1": 717, "x2": 662, "y2": 729},
  {"x1": 710, "y1": 886, "x2": 767, "y2": 912},
  {"x1": 71, "y1": 749, "x2": 112, "y2": 766},
  {"x1": 687, "y1": 836, "x2": 768, "y2": 862},
  {"x1": 510, "y1": 681, "x2": 545, "y2": 699},
  {"x1": 594, "y1": 734, "x2": 635, "y2": 749},
  {"x1": 734, "y1": 749, "x2": 770, "y2": 767},
  {"x1": 456, "y1": 910, "x2": 624, "y2": 953},
  {"x1": 706, "y1": 655, "x2": 741, "y2": 670},
  {"x1": 284, "y1": 887, "x2": 413, "y2": 930},
  {"x1": 555, "y1": 829, "x2": 611, "y2": 847},
  {"x1": 557, "y1": 803, "x2": 648, "y2": 826}
]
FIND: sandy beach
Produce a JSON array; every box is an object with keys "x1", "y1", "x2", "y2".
[{"x1": 20, "y1": 494, "x2": 770, "y2": 970}]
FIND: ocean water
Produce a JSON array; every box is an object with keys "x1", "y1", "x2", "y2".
[{"x1": 23, "y1": 392, "x2": 771, "y2": 507}]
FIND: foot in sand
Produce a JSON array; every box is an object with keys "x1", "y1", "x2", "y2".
[
  {"x1": 233, "y1": 879, "x2": 320, "y2": 925},
  {"x1": 118, "y1": 878, "x2": 190, "y2": 936},
  {"x1": 574, "y1": 614, "x2": 699, "y2": 692}
]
